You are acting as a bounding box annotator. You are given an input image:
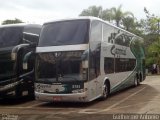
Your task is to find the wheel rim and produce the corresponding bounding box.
[103,84,108,98]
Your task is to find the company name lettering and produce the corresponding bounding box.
[111,45,127,56]
[115,48,126,55]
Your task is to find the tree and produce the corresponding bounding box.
[79,6,103,18]
[142,7,160,71]
[122,16,135,31]
[79,5,133,25]
[110,5,134,27]
[146,41,160,68]
[79,6,113,22]
[101,9,112,22]
[142,7,160,34]
[2,18,23,25]
[122,17,143,36]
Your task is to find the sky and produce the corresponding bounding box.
[0,0,160,24]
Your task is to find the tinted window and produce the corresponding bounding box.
[103,23,115,43]
[114,31,132,47]
[24,24,41,35]
[90,21,102,42]
[104,57,114,74]
[39,20,89,47]
[0,27,23,47]
[23,25,41,44]
[115,58,136,72]
[89,47,101,80]
[23,33,39,44]
[89,20,102,80]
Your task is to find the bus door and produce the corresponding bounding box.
[89,20,102,97]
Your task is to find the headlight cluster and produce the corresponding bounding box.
[35,88,44,93]
[82,68,88,80]
[72,89,84,93]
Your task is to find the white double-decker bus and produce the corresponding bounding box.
[34,17,145,102]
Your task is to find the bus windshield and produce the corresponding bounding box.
[0,27,23,48]
[36,51,88,82]
[38,20,89,47]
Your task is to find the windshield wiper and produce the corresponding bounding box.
[23,38,32,44]
[58,76,78,81]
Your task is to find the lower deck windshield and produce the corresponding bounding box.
[36,51,88,82]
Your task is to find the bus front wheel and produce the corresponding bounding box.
[101,83,109,100]
[134,74,140,87]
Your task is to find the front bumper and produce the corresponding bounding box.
[35,91,88,102]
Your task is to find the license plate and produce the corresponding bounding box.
[53,96,62,101]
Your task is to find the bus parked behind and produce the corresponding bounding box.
[0,24,41,98]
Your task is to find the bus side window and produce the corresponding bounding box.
[104,57,114,74]
[89,48,100,80]
[89,20,102,80]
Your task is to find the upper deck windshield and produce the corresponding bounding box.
[38,19,89,47]
[0,26,23,48]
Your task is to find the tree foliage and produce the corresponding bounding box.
[79,5,137,32]
[146,41,160,67]
[80,5,160,70]
[2,18,23,25]
[142,7,160,68]
[110,5,134,27]
[79,6,103,18]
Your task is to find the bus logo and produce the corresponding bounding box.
[55,88,59,93]
[111,45,127,56]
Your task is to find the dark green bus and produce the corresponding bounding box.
[0,24,41,98]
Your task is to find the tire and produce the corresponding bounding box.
[139,73,142,82]
[101,83,109,100]
[134,75,140,87]
[15,86,23,98]
[28,86,35,98]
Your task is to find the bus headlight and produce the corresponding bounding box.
[72,89,84,93]
[35,88,44,93]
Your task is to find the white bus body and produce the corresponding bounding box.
[35,17,145,102]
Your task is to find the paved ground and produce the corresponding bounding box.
[0,75,160,120]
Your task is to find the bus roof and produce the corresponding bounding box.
[43,16,142,40]
[0,23,42,35]
[0,23,41,29]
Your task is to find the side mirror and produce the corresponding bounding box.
[29,42,37,48]
[11,44,29,61]
[23,51,34,70]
